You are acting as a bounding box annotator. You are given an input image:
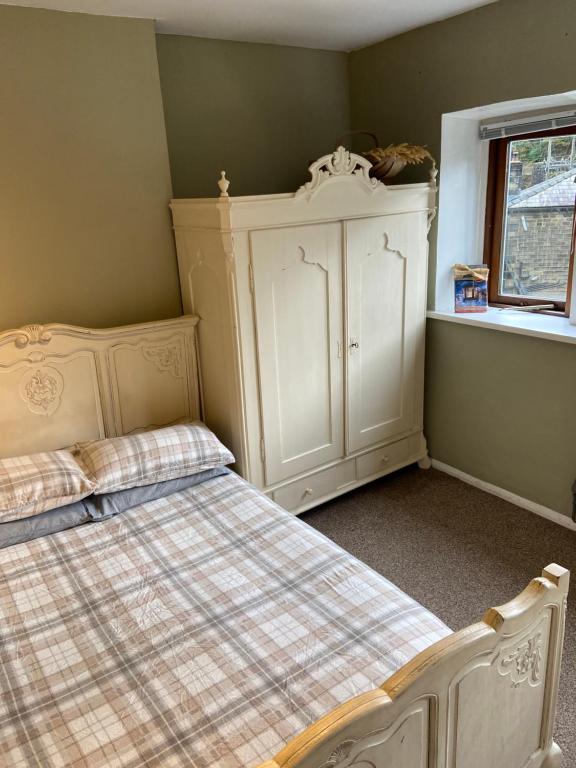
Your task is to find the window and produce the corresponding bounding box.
[484,127,576,313]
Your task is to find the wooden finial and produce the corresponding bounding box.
[218,171,230,197]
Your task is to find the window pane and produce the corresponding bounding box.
[500,134,576,302]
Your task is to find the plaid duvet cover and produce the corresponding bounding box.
[0,471,450,768]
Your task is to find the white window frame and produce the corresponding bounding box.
[432,90,576,340]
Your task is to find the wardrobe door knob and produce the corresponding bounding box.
[304,487,314,496]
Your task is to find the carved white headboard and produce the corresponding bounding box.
[0,316,201,458]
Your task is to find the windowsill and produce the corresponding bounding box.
[427,307,576,345]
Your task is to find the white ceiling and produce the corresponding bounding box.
[3,0,499,51]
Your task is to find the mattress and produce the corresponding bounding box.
[0,470,451,768]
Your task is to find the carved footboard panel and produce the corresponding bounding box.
[259,564,569,768]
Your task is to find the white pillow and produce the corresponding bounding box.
[75,422,235,494]
[0,450,95,524]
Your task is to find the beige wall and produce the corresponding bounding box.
[350,0,576,517]
[0,5,181,329]
[156,34,350,197]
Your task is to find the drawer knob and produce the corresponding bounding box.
[381,455,390,464]
[304,487,314,496]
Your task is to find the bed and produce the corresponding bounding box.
[0,317,569,768]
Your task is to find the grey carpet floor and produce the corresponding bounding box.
[302,465,576,766]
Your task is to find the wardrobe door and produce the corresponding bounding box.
[346,213,427,453]
[251,223,344,485]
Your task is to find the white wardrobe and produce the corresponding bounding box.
[171,147,436,513]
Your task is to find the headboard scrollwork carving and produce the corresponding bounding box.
[14,324,52,349]
[0,315,200,458]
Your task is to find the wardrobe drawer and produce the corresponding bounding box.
[356,435,421,480]
[274,460,356,511]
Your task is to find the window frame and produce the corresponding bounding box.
[483,125,576,315]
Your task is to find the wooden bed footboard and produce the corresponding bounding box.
[259,564,569,768]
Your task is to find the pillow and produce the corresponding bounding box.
[0,450,95,524]
[86,466,230,520]
[0,467,230,549]
[0,498,93,549]
[75,422,234,494]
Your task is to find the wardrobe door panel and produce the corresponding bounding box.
[251,223,344,485]
[346,213,427,453]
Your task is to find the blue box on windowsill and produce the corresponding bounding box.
[454,264,489,313]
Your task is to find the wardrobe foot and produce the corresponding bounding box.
[418,452,432,470]
[541,742,562,768]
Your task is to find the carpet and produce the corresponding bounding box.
[303,465,576,766]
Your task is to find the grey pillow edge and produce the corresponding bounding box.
[0,499,92,550]
[88,465,230,520]
[0,466,230,549]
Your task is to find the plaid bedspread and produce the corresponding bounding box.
[0,471,450,768]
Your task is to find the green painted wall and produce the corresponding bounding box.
[426,321,576,516]
[350,0,576,517]
[156,34,350,197]
[3,0,573,516]
[0,9,351,329]
[0,5,181,329]
[349,0,576,170]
